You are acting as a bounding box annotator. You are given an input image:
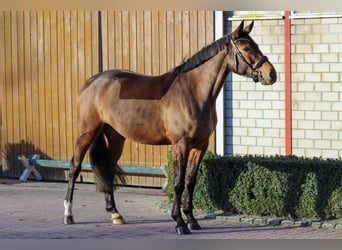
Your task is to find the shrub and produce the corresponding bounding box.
[325,186,342,219]
[167,152,342,220]
[167,151,246,213]
[295,172,319,219]
[229,162,289,217]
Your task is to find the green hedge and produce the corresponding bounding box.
[167,152,342,220]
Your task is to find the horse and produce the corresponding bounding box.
[63,20,277,235]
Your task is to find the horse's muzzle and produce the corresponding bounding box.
[255,65,277,85]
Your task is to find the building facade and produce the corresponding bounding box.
[217,11,342,159]
[1,11,342,186]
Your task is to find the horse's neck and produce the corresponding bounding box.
[211,55,231,100]
[187,50,230,103]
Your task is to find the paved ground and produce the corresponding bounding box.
[1,177,342,239]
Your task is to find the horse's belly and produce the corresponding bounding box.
[119,125,170,145]
[108,114,169,145]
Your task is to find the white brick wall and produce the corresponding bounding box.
[225,20,285,155]
[224,16,342,159]
[291,17,342,158]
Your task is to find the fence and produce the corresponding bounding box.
[0,10,215,186]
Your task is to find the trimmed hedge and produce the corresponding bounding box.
[167,152,342,220]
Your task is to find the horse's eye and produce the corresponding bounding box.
[243,46,250,52]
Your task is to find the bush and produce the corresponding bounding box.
[167,151,253,213]
[167,152,342,220]
[296,172,319,219]
[229,162,289,217]
[325,186,342,219]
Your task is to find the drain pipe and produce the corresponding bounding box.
[215,11,225,156]
[98,11,103,73]
[284,11,292,155]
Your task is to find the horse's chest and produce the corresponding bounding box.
[166,105,216,139]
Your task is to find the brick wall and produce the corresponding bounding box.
[224,16,342,159]
[291,17,342,158]
[225,19,286,155]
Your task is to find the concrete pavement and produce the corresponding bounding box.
[1,177,342,239]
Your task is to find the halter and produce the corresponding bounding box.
[230,36,269,83]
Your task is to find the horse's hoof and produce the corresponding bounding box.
[112,217,126,224]
[175,226,191,235]
[187,222,202,230]
[111,213,126,224]
[64,216,75,225]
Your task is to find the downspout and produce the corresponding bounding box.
[214,11,225,156]
[284,11,292,155]
[98,11,103,73]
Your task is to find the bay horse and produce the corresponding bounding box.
[63,20,277,235]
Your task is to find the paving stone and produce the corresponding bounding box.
[281,220,295,226]
[311,222,323,228]
[294,220,311,227]
[321,222,337,229]
[241,217,255,224]
[216,215,242,222]
[254,218,268,225]
[1,177,342,239]
[267,218,282,225]
[204,214,216,220]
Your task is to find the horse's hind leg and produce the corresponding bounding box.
[101,125,126,224]
[64,128,101,224]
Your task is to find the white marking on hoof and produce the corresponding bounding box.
[111,213,126,224]
[64,200,73,218]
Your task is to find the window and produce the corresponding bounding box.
[226,11,284,21]
[290,11,342,19]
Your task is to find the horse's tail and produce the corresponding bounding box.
[89,131,127,193]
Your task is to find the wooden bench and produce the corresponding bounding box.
[18,154,168,190]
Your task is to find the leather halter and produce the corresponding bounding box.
[230,36,269,83]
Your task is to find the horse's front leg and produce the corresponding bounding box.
[183,144,208,231]
[172,138,191,235]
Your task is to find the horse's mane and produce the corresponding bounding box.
[172,35,229,74]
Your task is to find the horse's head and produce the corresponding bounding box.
[228,20,277,85]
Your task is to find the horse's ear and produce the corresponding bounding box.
[231,20,244,40]
[243,20,254,34]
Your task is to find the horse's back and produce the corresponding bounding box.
[80,69,178,101]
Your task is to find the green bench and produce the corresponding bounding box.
[18,154,168,189]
